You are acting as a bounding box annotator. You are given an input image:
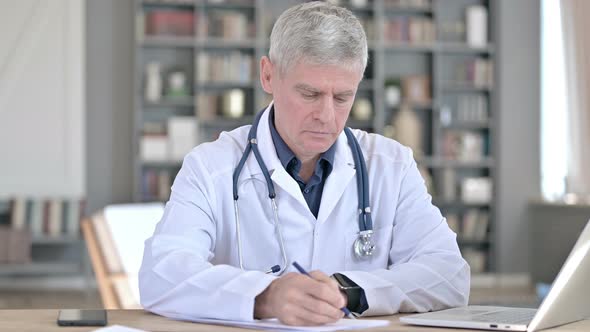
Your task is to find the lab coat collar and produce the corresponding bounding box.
[244,103,357,223]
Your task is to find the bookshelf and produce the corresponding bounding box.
[0,197,90,287]
[133,0,497,273]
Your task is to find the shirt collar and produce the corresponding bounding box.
[269,106,336,171]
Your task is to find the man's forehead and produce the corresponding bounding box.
[294,83,356,95]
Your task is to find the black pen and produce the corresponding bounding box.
[292,261,356,320]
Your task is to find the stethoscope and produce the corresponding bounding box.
[232,109,375,275]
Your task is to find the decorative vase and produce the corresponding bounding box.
[145,62,162,102]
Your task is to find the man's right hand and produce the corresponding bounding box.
[254,271,347,326]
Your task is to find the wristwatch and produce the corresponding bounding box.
[332,273,364,313]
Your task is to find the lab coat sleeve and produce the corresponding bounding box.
[138,150,276,321]
[340,149,470,316]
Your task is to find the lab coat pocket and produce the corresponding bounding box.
[344,225,393,270]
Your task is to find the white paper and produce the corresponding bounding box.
[177,317,389,331]
[92,325,147,332]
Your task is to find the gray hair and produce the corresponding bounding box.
[269,1,368,76]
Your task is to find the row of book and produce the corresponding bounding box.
[454,58,494,88]
[144,9,254,39]
[142,169,174,202]
[141,116,198,162]
[145,9,194,37]
[435,169,492,204]
[384,0,430,9]
[462,248,486,273]
[440,95,488,126]
[384,17,436,44]
[8,197,85,237]
[446,209,489,242]
[441,130,487,162]
[204,10,254,40]
[196,52,254,83]
[196,89,248,120]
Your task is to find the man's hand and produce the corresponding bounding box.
[254,270,348,326]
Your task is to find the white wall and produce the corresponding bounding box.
[0,0,85,198]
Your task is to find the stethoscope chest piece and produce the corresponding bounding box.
[353,230,376,259]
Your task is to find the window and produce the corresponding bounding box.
[541,0,568,200]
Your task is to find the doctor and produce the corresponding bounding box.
[139,1,470,326]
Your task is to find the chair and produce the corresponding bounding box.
[82,203,164,309]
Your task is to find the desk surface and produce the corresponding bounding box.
[0,309,588,332]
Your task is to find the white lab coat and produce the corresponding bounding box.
[139,105,470,322]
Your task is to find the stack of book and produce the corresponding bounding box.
[441,130,486,161]
[445,209,489,242]
[140,116,199,162]
[142,170,173,202]
[207,10,252,39]
[384,0,431,9]
[145,9,194,37]
[462,248,486,273]
[455,58,494,88]
[7,197,85,238]
[384,17,435,44]
[196,52,253,83]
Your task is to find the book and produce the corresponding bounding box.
[168,116,198,161]
[10,197,26,231]
[140,135,169,162]
[48,199,63,237]
[145,9,194,37]
[462,248,486,273]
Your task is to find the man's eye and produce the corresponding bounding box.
[335,97,348,104]
[302,93,317,99]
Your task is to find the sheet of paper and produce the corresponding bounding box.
[180,317,389,331]
[92,325,147,332]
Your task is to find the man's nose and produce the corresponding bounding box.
[314,96,336,123]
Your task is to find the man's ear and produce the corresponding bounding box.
[259,56,274,94]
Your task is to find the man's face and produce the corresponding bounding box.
[261,58,363,161]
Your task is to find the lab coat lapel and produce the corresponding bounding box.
[244,104,309,211]
[316,130,356,224]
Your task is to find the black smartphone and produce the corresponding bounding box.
[57,309,108,327]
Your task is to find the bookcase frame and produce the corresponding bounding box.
[132,0,497,273]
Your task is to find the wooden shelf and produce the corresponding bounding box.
[143,98,195,108]
[201,116,253,128]
[31,236,81,245]
[441,83,494,93]
[433,200,492,208]
[195,38,257,49]
[196,81,255,90]
[458,239,492,246]
[419,157,495,168]
[141,160,183,168]
[384,6,433,15]
[141,0,195,8]
[383,42,435,52]
[0,263,80,276]
[141,36,195,48]
[441,121,491,130]
[436,43,495,54]
[198,1,256,10]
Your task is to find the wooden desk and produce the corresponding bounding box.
[0,309,588,332]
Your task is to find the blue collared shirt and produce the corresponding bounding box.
[269,107,336,218]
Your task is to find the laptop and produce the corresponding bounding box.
[400,220,590,331]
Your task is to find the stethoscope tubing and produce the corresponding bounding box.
[232,109,374,274]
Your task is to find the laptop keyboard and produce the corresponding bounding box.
[469,309,537,324]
